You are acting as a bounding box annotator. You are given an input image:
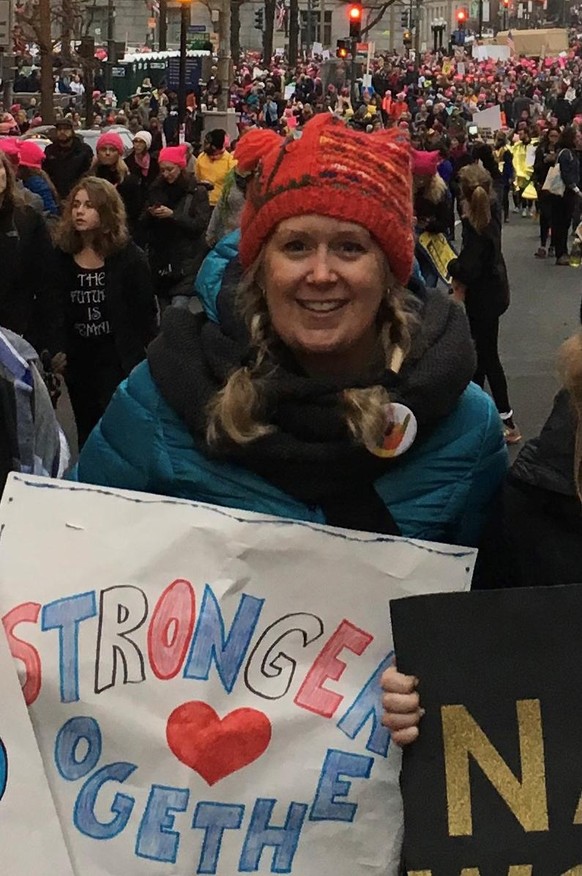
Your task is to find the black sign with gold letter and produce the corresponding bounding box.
[390,585,582,876]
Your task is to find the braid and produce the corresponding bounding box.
[379,282,413,364]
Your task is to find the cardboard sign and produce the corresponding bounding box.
[391,585,582,875]
[0,475,474,876]
[473,104,503,132]
[0,621,75,875]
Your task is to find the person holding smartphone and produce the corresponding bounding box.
[141,144,211,310]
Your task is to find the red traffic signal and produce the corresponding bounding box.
[348,4,363,38]
[456,8,466,22]
[502,0,509,6]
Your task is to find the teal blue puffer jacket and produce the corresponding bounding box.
[194,229,240,323]
[73,363,507,547]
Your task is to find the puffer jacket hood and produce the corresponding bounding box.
[194,229,241,323]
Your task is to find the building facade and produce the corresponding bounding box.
[85,0,415,57]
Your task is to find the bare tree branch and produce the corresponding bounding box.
[361,0,398,36]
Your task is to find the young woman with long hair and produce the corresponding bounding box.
[448,163,520,444]
[54,176,158,447]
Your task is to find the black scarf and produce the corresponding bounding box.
[147,283,476,535]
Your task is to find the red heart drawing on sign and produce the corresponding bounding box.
[166,701,272,786]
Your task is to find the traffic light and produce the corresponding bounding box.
[503,0,509,6]
[401,9,409,27]
[348,4,363,39]
[254,8,264,29]
[403,29,412,44]
[456,8,466,24]
[336,38,349,58]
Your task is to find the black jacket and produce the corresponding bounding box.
[93,165,142,234]
[475,390,582,589]
[126,152,160,214]
[533,142,557,188]
[56,241,158,375]
[414,188,451,235]
[553,95,574,127]
[0,200,63,354]
[448,201,510,320]
[141,175,211,297]
[557,147,580,191]
[43,137,93,200]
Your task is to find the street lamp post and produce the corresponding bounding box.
[178,0,191,132]
[105,0,115,92]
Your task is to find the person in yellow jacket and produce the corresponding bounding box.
[510,128,537,217]
[195,128,237,208]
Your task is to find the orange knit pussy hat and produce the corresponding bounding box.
[235,114,414,285]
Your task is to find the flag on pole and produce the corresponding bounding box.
[507,29,515,53]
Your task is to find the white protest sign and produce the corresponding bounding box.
[457,61,466,75]
[284,82,295,99]
[526,143,537,166]
[0,621,75,875]
[473,104,503,132]
[312,41,323,55]
[0,475,474,876]
[475,44,510,61]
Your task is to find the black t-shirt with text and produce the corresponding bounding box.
[67,266,113,345]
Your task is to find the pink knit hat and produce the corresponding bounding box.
[159,144,188,168]
[0,137,20,166]
[96,131,124,153]
[411,149,441,177]
[19,140,44,170]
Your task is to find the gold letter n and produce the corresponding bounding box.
[442,699,548,837]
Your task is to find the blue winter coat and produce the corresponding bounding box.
[73,369,507,547]
[73,247,508,547]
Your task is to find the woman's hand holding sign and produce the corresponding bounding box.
[381,666,424,745]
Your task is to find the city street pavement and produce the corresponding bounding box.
[57,212,582,467]
[499,214,581,446]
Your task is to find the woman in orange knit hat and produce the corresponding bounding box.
[76,113,506,544]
